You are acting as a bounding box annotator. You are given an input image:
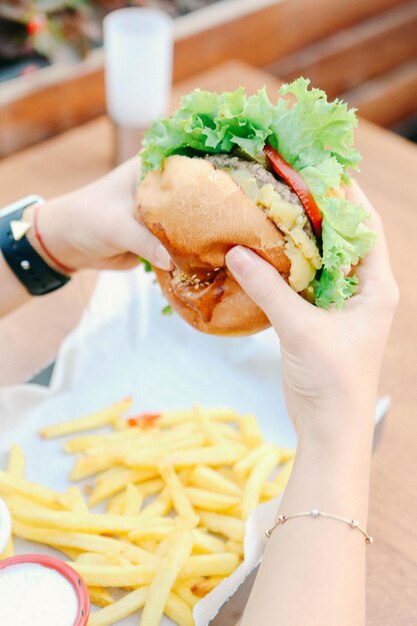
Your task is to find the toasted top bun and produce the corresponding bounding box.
[136,155,291,335]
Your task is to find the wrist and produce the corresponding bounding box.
[25,197,86,273]
[295,397,376,457]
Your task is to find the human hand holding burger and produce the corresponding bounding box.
[136,79,376,335]
[0,158,173,317]
[227,182,398,443]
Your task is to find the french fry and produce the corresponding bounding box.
[186,488,240,512]
[261,459,294,501]
[12,520,157,564]
[174,581,200,608]
[260,482,280,500]
[137,478,165,498]
[140,530,194,626]
[189,466,242,497]
[40,397,133,439]
[153,518,196,560]
[140,487,172,518]
[178,553,239,580]
[88,586,114,608]
[89,469,158,506]
[165,591,195,626]
[215,422,240,441]
[58,547,82,560]
[128,446,243,469]
[270,458,294,493]
[138,540,159,553]
[88,586,148,626]
[106,490,127,515]
[198,512,245,542]
[64,427,143,454]
[241,450,280,520]
[191,576,225,598]
[0,471,63,508]
[225,540,244,558]
[61,486,89,513]
[159,465,197,521]
[88,424,197,458]
[7,444,25,477]
[127,522,179,543]
[9,503,174,534]
[124,434,206,468]
[157,407,239,427]
[77,553,132,567]
[276,447,296,463]
[69,562,155,587]
[193,405,225,446]
[70,454,122,481]
[238,414,264,448]
[233,442,277,481]
[192,529,225,555]
[76,553,113,566]
[123,484,144,516]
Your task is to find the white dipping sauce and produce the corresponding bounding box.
[0,562,79,626]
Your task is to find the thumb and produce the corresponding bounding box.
[225,246,311,335]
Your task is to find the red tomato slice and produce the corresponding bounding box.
[127,413,161,429]
[263,145,322,238]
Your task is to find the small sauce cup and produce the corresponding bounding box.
[0,554,90,626]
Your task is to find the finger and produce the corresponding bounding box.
[346,181,394,291]
[115,216,173,271]
[226,246,315,336]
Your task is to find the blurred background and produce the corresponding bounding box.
[0,0,416,157]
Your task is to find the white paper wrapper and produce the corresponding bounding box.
[0,268,389,625]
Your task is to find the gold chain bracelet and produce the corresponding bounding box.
[266,508,373,545]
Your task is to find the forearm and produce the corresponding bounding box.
[241,404,374,626]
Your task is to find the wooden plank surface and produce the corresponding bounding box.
[174,0,412,80]
[266,1,417,99]
[0,60,416,625]
[0,0,412,156]
[346,59,417,127]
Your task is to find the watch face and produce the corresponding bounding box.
[0,195,44,218]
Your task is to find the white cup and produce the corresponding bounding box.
[104,8,173,163]
[0,497,11,554]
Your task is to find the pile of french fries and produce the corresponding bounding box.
[0,397,295,626]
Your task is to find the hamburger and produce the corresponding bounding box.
[136,78,375,335]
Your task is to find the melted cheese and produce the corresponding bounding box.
[285,240,317,292]
[229,169,322,292]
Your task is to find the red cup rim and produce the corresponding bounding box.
[0,554,90,626]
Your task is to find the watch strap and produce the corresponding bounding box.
[0,198,71,296]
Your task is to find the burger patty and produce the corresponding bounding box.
[204,153,315,240]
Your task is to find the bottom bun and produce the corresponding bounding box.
[137,155,292,336]
[154,267,271,336]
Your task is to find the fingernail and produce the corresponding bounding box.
[154,245,173,271]
[226,246,256,277]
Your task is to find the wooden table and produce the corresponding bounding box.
[0,61,416,625]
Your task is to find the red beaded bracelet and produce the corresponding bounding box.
[33,203,75,275]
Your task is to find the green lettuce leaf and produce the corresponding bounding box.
[140,79,376,308]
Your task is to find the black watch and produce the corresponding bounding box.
[0,195,71,296]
